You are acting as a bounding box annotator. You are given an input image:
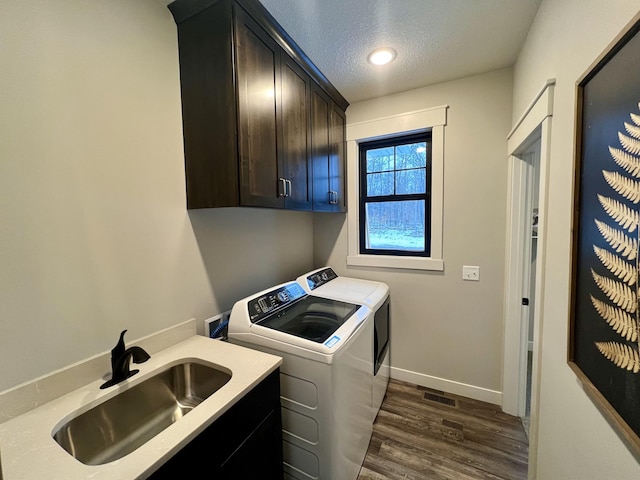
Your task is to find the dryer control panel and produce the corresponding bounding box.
[306,267,338,290]
[248,282,306,323]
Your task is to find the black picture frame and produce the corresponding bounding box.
[569,13,640,458]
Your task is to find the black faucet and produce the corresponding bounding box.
[100,330,150,389]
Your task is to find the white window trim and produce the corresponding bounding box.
[346,105,447,271]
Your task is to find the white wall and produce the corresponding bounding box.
[0,0,314,393]
[7,2,640,476]
[315,68,513,399]
[513,0,640,477]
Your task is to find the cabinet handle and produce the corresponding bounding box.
[285,179,292,197]
[329,190,338,204]
[279,178,287,197]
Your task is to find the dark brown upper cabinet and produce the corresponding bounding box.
[330,105,347,212]
[311,86,347,212]
[168,0,348,211]
[234,8,282,208]
[279,56,313,210]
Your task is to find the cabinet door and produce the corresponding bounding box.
[235,7,283,208]
[171,1,239,209]
[219,409,283,479]
[280,57,312,210]
[311,86,331,211]
[148,370,282,479]
[311,87,347,212]
[329,104,347,212]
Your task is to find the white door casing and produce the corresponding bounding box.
[502,79,555,480]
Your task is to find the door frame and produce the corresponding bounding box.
[515,144,538,418]
[502,79,555,479]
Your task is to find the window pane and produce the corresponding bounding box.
[364,200,425,251]
[396,142,427,169]
[367,172,394,196]
[396,169,426,194]
[366,147,394,173]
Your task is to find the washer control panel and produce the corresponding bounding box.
[306,268,338,290]
[248,282,306,323]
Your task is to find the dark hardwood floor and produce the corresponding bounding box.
[357,379,529,480]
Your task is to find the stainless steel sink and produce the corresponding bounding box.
[53,361,232,465]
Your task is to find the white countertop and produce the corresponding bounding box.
[0,335,282,479]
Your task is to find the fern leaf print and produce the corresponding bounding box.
[618,130,640,156]
[593,246,636,284]
[602,170,640,204]
[608,144,640,177]
[594,219,638,260]
[590,296,638,342]
[572,30,640,444]
[595,342,640,373]
[592,103,640,372]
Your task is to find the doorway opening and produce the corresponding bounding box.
[513,134,541,436]
[502,78,555,480]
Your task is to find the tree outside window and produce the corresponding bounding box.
[359,132,432,256]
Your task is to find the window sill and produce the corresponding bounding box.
[347,254,444,271]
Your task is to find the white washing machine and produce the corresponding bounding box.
[228,281,374,480]
[296,267,390,420]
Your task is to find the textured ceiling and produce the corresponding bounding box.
[259,0,542,104]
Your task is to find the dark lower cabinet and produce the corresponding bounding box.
[219,409,282,478]
[148,369,283,479]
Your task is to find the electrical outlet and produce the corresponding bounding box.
[462,265,480,281]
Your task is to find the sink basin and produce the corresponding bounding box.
[52,361,232,465]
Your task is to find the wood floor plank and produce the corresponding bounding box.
[376,437,503,480]
[381,393,528,453]
[358,379,529,480]
[358,466,393,480]
[383,386,527,442]
[371,420,526,478]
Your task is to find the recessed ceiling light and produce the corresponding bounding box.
[367,47,397,66]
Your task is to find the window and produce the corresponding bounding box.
[346,105,446,271]
[359,133,431,256]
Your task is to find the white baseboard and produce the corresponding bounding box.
[390,366,502,406]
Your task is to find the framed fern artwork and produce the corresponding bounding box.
[570,13,640,457]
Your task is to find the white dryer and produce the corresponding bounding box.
[297,267,390,419]
[228,281,373,480]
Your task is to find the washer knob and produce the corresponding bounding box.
[277,291,289,302]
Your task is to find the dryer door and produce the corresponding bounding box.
[374,296,390,375]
